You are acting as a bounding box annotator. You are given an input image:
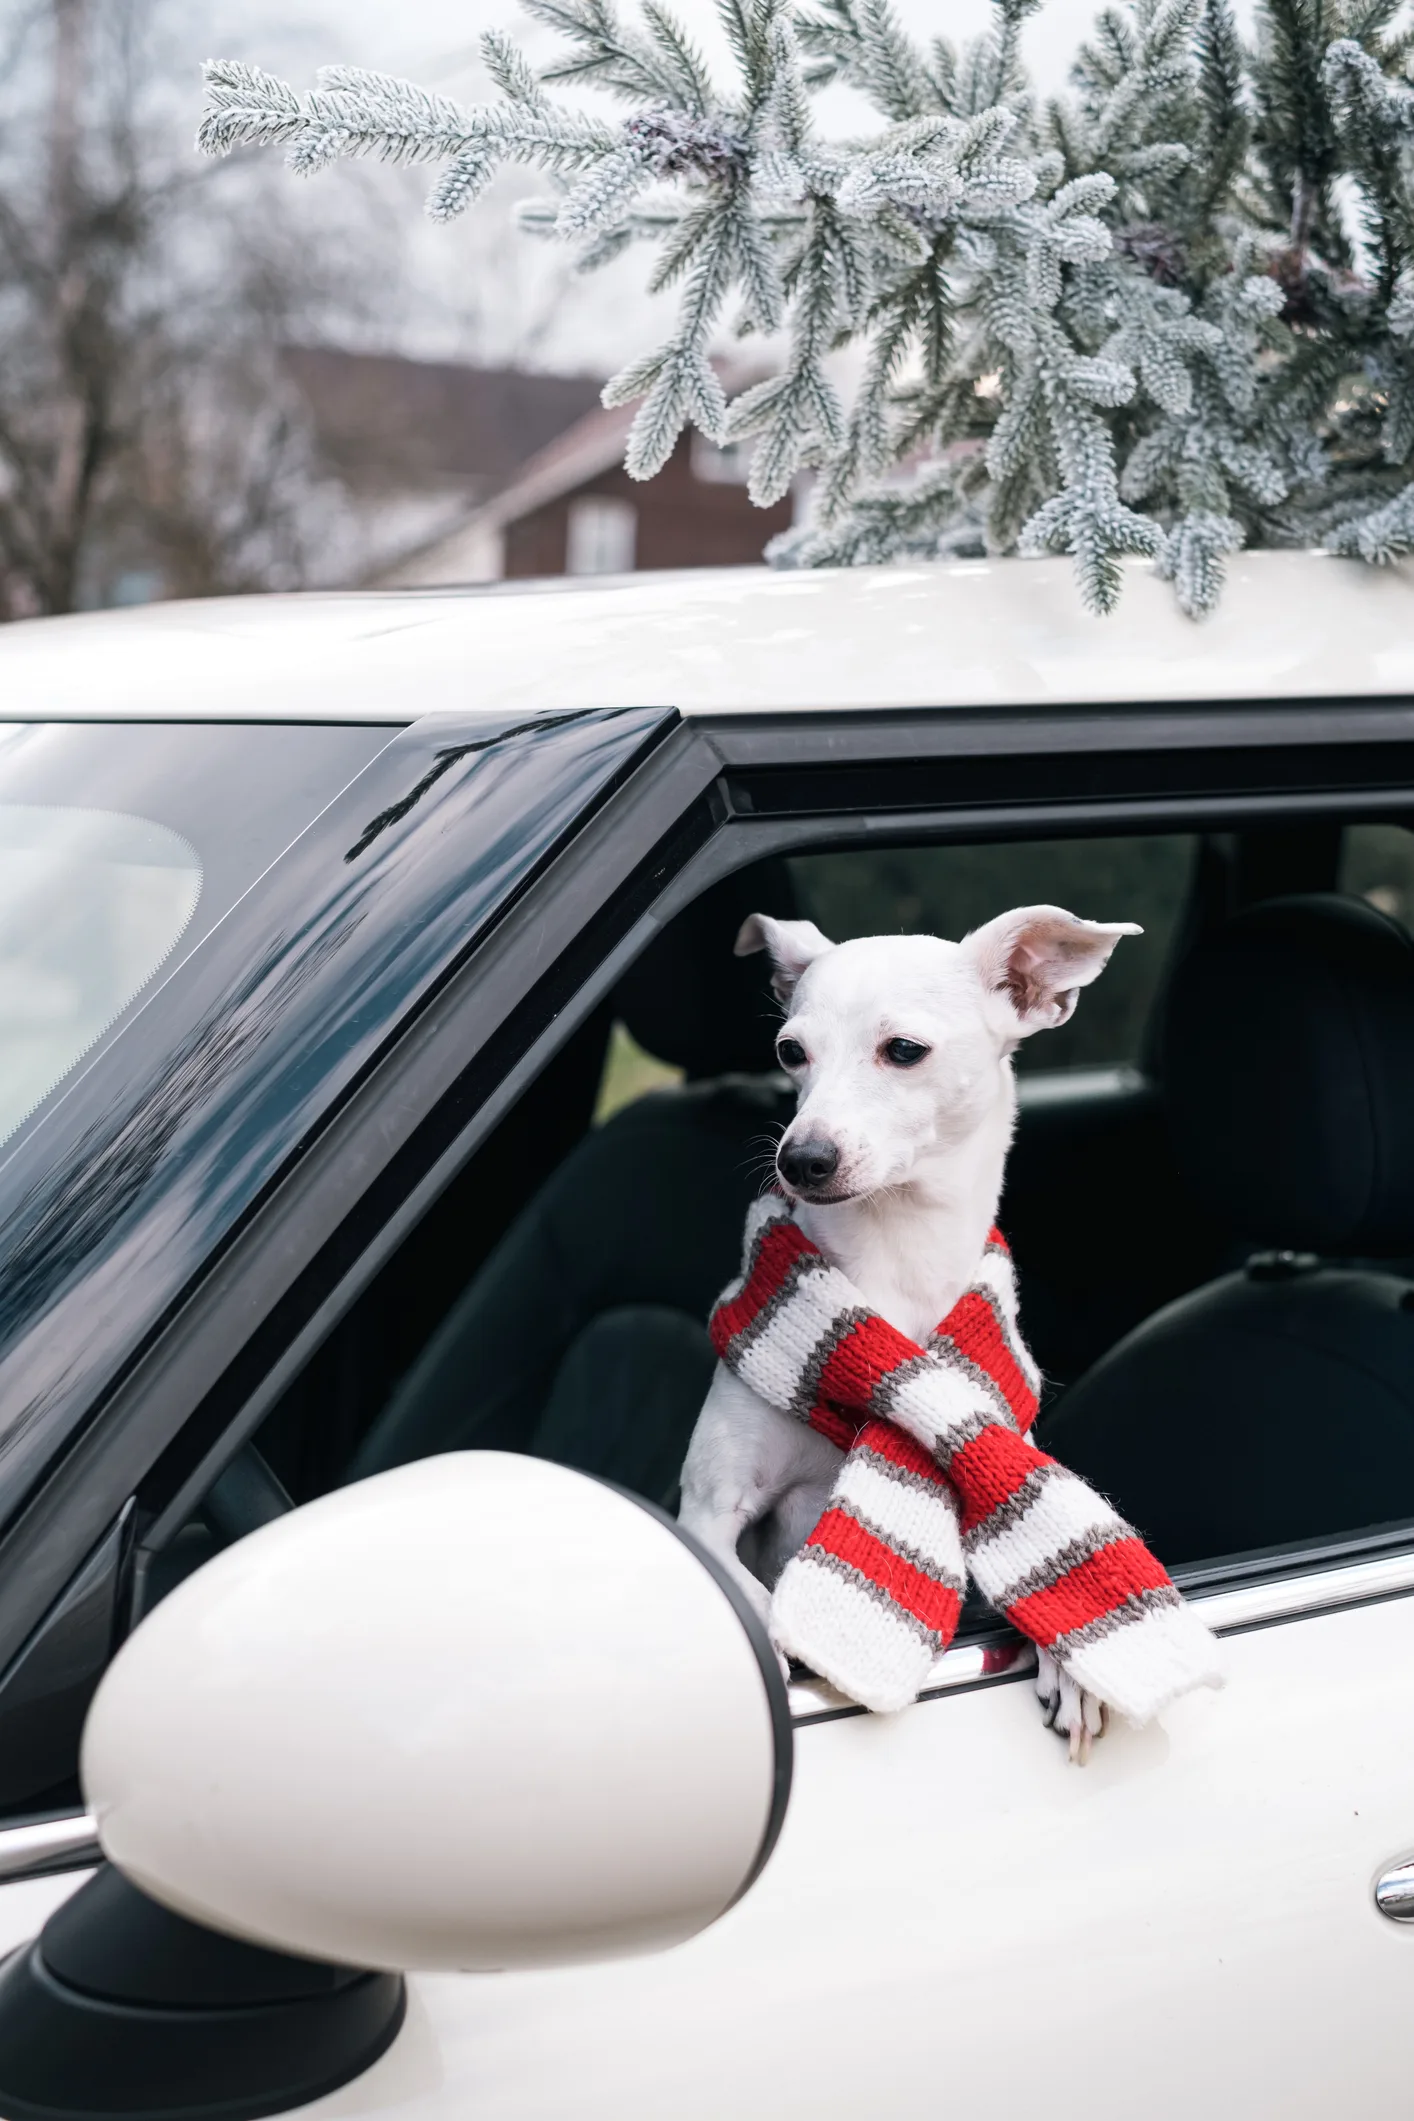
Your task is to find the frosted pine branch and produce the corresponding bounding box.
[199,0,1414,613]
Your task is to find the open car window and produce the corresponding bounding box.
[596,834,1200,1115]
[241,817,1410,1575]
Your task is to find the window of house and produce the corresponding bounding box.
[691,436,752,484]
[566,495,637,575]
[106,569,164,608]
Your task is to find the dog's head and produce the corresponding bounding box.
[737,906,1140,1204]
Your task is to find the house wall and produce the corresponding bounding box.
[501,434,793,577]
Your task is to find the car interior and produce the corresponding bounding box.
[150,813,1414,1629]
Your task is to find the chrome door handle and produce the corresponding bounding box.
[1375,1859,1414,1920]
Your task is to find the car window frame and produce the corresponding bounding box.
[6,690,1414,1726]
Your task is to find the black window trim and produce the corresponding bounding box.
[6,695,1414,1683]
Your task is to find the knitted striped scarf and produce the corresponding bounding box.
[709,1195,1221,1720]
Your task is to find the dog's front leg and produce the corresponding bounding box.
[1034,1647,1107,1764]
[678,1363,820,1649]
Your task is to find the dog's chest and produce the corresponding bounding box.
[821,1230,971,1343]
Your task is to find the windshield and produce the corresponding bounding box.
[0,806,201,1145]
[0,722,394,1158]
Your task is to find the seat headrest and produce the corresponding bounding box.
[611,860,799,1079]
[1162,893,1414,1254]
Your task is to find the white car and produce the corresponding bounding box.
[0,551,1411,2121]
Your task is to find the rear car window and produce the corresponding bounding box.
[1341,822,1414,926]
[787,835,1197,1073]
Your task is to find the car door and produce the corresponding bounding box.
[275,1571,1414,2121]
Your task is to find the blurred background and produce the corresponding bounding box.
[0,0,1113,623]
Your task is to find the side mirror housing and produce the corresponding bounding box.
[82,1454,790,1973]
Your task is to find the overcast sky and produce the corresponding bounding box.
[262,0,1101,91]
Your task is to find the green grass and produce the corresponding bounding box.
[594,1020,684,1124]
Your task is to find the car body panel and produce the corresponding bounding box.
[288,1591,1414,2121]
[1,550,1414,723]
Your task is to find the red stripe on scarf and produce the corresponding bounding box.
[947,1424,1057,1538]
[816,1310,917,1410]
[708,1215,810,1355]
[805,1506,963,1638]
[853,1417,945,1484]
[1006,1538,1173,1646]
[934,1288,1038,1432]
[809,1405,863,1453]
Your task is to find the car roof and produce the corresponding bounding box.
[2,549,1411,723]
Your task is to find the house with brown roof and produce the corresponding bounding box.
[61,348,786,612]
[373,392,796,588]
[281,348,606,587]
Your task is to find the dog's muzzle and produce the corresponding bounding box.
[777,1135,841,1197]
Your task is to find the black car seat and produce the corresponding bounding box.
[346,864,797,1502]
[1043,894,1414,1565]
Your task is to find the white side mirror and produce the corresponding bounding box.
[82,1454,790,1973]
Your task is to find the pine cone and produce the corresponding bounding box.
[1267,246,1369,327]
[1114,223,1188,288]
[623,109,749,185]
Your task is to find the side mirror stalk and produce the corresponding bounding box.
[0,1864,404,2121]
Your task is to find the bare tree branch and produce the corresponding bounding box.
[0,0,365,617]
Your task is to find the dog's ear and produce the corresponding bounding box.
[734,913,834,1005]
[962,905,1141,1036]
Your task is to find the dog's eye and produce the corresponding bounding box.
[776,1037,808,1070]
[882,1037,930,1068]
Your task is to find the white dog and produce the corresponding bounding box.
[678,903,1139,1755]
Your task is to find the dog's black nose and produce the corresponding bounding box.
[778,1136,840,1191]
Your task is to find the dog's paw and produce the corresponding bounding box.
[1035,1646,1107,1765]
